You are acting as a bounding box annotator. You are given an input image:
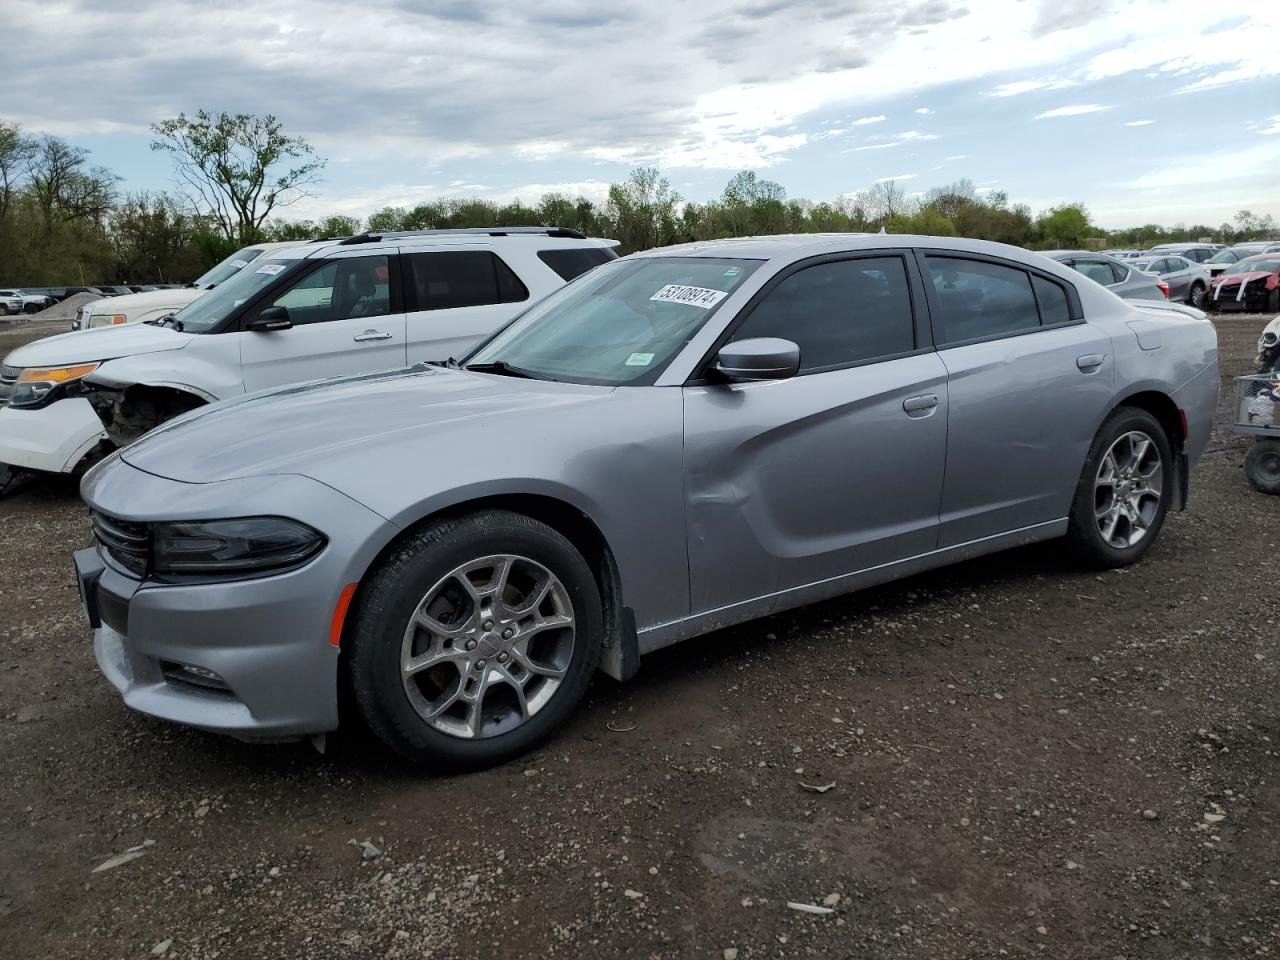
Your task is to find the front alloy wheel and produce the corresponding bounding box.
[1093,431,1163,548]
[401,555,575,739]
[347,510,602,769]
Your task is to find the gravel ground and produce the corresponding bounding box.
[1,314,1278,960]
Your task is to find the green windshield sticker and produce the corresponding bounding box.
[625,352,655,366]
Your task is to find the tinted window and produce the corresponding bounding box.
[405,251,528,311]
[1031,275,1071,325]
[537,246,619,281]
[926,257,1039,344]
[732,257,915,372]
[271,256,391,324]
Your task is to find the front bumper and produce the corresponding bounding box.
[77,460,395,740]
[0,398,108,473]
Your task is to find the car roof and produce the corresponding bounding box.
[629,234,1087,268]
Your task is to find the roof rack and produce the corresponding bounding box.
[338,226,587,246]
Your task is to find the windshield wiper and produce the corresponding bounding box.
[462,360,554,381]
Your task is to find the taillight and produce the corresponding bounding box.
[1156,280,1170,299]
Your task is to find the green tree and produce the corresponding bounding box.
[1036,203,1092,248]
[150,110,326,244]
[607,167,681,253]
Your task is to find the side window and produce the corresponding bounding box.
[731,257,915,372]
[925,256,1040,344]
[537,247,619,281]
[271,256,391,324]
[1031,275,1071,325]
[404,251,529,311]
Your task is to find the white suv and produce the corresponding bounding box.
[72,241,305,330]
[0,228,618,494]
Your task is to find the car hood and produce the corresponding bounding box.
[119,366,615,485]
[5,324,194,367]
[1212,271,1273,285]
[82,288,201,317]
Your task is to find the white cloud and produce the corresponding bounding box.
[944,154,968,161]
[851,115,888,126]
[1033,104,1112,119]
[1261,115,1280,135]
[1124,120,1156,127]
[845,142,902,152]
[874,173,917,183]
[898,130,939,141]
[987,78,1075,97]
[914,107,932,115]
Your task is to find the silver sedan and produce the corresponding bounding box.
[75,235,1220,769]
[1131,255,1212,307]
[1043,250,1168,302]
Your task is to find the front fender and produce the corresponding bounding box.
[87,353,243,403]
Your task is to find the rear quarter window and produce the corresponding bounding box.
[537,246,620,282]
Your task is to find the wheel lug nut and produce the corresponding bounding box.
[502,628,513,640]
[497,652,509,663]
[476,659,486,670]
[483,620,494,631]
[465,639,477,651]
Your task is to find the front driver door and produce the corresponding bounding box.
[240,252,407,392]
[682,252,948,616]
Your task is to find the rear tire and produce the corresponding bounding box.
[1245,440,1280,495]
[1188,281,1205,308]
[1066,408,1173,569]
[346,509,602,770]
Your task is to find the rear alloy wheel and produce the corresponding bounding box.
[1188,281,1206,308]
[1067,408,1172,568]
[347,510,601,769]
[1245,440,1280,495]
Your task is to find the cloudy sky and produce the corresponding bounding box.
[3,0,1278,228]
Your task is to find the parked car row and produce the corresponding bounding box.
[0,288,56,315]
[0,228,1225,769]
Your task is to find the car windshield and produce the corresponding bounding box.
[465,256,761,385]
[1224,258,1280,276]
[193,246,267,289]
[1208,249,1239,264]
[170,259,298,332]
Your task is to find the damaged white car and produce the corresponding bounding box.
[0,227,618,494]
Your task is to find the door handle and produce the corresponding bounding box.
[903,394,939,414]
[353,330,393,342]
[1076,353,1105,372]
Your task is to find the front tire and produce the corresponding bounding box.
[0,463,28,498]
[1188,281,1205,308]
[1066,408,1173,569]
[346,510,602,770]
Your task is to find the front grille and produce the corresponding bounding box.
[0,364,17,406]
[90,510,149,576]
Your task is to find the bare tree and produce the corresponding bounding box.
[151,110,326,244]
[27,135,118,227]
[864,179,909,221]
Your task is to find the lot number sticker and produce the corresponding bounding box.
[255,263,286,275]
[650,284,727,309]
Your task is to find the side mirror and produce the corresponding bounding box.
[246,306,291,332]
[714,337,800,382]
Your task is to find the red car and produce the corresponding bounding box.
[1207,254,1280,313]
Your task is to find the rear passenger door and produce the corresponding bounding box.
[919,253,1115,547]
[400,250,531,363]
[682,252,949,614]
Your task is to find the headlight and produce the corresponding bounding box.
[151,517,326,576]
[9,363,100,410]
[90,313,128,328]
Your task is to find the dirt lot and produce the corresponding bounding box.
[1,313,1278,960]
